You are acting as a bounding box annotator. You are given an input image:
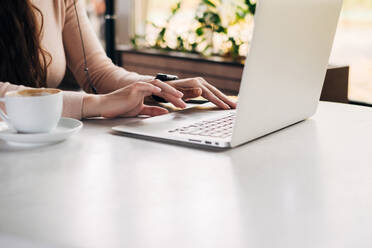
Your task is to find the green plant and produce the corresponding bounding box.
[131,0,256,60]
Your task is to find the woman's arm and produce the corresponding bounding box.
[0,81,175,120]
[62,0,236,110]
[82,82,171,118]
[62,0,151,94]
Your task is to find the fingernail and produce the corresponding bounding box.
[177,91,184,97]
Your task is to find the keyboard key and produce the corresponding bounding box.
[168,113,236,139]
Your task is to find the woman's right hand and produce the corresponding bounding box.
[82,82,183,118]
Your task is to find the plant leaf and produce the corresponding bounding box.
[196,27,204,36]
[203,0,216,8]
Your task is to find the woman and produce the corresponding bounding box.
[0,0,236,120]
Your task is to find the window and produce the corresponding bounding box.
[146,0,199,27]
[142,0,372,103]
[330,0,372,104]
[137,0,255,57]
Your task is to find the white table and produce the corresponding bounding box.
[0,102,371,248]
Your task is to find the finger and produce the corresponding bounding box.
[201,85,231,110]
[150,80,184,98]
[167,77,232,108]
[179,88,203,99]
[168,78,200,88]
[133,82,161,97]
[139,105,169,117]
[167,78,203,98]
[203,83,237,109]
[154,92,187,108]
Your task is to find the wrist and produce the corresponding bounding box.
[82,94,103,118]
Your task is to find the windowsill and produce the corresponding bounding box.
[116,45,246,66]
[116,44,349,69]
[117,45,350,103]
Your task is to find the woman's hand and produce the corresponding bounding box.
[146,79,187,108]
[82,77,236,119]
[83,82,183,118]
[166,77,237,110]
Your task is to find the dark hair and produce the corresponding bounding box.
[0,0,51,87]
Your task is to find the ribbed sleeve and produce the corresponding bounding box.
[62,0,153,95]
[61,91,85,119]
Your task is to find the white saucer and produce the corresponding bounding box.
[0,118,83,145]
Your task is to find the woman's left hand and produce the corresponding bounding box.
[166,77,237,110]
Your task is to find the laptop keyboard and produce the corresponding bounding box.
[168,113,236,139]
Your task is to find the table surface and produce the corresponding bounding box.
[0,102,372,248]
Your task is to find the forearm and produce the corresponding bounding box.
[62,0,154,95]
[93,67,154,93]
[69,58,154,94]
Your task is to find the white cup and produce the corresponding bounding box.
[0,89,63,133]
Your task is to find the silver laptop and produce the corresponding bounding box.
[113,0,343,149]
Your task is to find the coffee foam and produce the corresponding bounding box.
[7,89,61,97]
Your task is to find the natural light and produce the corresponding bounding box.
[144,0,372,103]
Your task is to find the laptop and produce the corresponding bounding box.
[113,0,343,149]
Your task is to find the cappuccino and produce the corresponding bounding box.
[7,89,60,97]
[0,89,63,133]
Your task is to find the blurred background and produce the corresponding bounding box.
[330,0,372,104]
[85,0,372,104]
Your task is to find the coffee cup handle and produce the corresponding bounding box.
[0,98,13,128]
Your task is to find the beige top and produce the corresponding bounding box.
[0,0,151,119]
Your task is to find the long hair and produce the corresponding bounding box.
[0,0,51,87]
